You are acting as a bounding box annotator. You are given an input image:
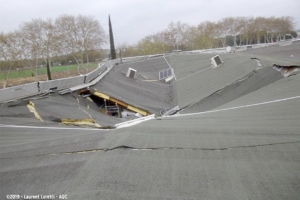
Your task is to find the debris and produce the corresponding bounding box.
[27,101,44,122]
[273,64,300,77]
[60,118,102,128]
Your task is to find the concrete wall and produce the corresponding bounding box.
[84,63,107,83]
[0,61,114,103]
[0,82,38,103]
[39,75,85,92]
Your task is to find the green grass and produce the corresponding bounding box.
[0,64,96,80]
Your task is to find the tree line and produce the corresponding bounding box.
[119,16,296,57]
[0,14,106,86]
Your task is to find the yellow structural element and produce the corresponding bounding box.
[93,91,110,100]
[92,91,150,116]
[27,101,44,122]
[127,105,148,116]
[60,118,102,128]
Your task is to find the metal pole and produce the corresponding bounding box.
[119,49,122,64]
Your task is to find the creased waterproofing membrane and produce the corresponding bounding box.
[1,43,300,200]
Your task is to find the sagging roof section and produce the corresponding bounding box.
[91,56,177,115]
[1,42,300,199]
[182,65,284,113]
[91,89,150,116]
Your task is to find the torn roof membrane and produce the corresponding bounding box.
[1,42,300,199]
[1,46,299,128]
[272,64,300,77]
[91,89,151,116]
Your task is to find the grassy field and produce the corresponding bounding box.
[0,63,97,80]
[0,63,98,88]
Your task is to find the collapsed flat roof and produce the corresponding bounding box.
[1,43,300,199]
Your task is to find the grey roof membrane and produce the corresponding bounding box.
[1,42,300,200]
[92,56,177,114]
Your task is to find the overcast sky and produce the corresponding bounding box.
[1,0,299,47]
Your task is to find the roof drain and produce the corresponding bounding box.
[273,64,300,77]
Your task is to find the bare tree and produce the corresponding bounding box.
[184,26,199,50]
[0,32,11,88]
[55,15,106,74]
[275,16,294,40]
[220,17,239,46]
[20,18,58,80]
[0,31,24,87]
[80,15,106,63]
[165,21,189,50]
[137,33,171,55]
